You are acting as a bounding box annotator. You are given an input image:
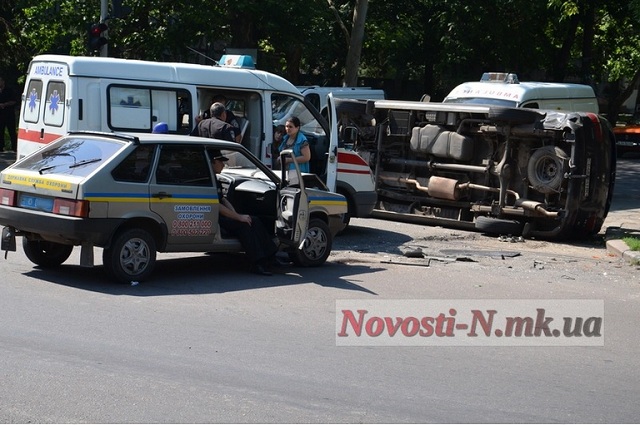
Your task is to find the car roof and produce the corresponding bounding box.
[69,131,244,150]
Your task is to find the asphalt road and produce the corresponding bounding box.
[0,152,639,423]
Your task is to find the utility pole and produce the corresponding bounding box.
[100,0,108,57]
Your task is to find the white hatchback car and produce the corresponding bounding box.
[0,132,347,282]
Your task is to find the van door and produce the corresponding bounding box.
[325,93,338,192]
[18,61,70,158]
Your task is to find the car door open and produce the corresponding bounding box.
[276,149,309,248]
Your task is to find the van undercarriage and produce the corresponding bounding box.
[337,100,616,240]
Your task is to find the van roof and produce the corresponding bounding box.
[298,86,381,92]
[444,80,596,104]
[29,54,297,93]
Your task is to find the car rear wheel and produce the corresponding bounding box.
[22,239,73,267]
[289,218,332,267]
[103,228,156,283]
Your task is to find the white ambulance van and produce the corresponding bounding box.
[443,72,599,113]
[17,54,376,225]
[297,86,386,117]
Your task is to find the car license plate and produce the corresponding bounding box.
[617,141,638,146]
[19,194,54,212]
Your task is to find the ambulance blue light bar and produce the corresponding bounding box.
[218,55,256,69]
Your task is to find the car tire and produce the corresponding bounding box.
[527,146,568,194]
[289,218,332,267]
[22,239,73,267]
[475,216,524,236]
[103,228,157,283]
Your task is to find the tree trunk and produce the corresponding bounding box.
[344,0,369,87]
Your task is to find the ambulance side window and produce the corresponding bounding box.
[107,85,191,134]
[23,80,43,124]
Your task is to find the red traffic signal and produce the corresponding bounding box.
[88,23,108,52]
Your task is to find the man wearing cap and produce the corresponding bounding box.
[196,102,238,142]
[210,149,278,275]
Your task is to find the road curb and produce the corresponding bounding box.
[605,227,640,265]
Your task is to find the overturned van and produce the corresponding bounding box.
[443,72,600,114]
[336,99,616,240]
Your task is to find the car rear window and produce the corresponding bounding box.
[16,136,126,177]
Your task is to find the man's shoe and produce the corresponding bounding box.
[251,264,272,276]
[268,255,291,267]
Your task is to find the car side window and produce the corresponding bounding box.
[112,145,155,183]
[156,145,212,186]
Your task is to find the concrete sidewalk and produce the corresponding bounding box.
[603,209,640,265]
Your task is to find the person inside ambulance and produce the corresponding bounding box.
[209,149,278,276]
[212,94,242,143]
[195,103,238,142]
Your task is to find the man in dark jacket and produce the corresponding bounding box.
[196,102,238,142]
[0,76,17,152]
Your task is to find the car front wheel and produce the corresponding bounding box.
[103,228,157,283]
[289,218,332,267]
[22,238,73,267]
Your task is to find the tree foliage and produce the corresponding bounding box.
[2,0,640,120]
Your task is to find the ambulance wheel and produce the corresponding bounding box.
[488,107,545,125]
[475,216,524,236]
[22,239,73,267]
[289,219,332,267]
[103,228,156,283]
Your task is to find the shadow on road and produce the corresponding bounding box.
[22,252,383,296]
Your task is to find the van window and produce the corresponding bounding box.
[43,81,66,127]
[305,93,321,112]
[107,85,192,134]
[23,80,44,124]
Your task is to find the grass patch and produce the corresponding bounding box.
[622,236,640,251]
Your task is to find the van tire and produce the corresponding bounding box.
[103,228,157,283]
[22,239,73,267]
[527,146,568,194]
[488,107,545,125]
[475,216,524,236]
[289,219,332,267]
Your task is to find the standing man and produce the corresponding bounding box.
[0,76,18,152]
[197,102,239,142]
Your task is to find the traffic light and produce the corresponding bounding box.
[88,22,108,52]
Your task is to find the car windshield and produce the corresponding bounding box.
[16,136,126,176]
